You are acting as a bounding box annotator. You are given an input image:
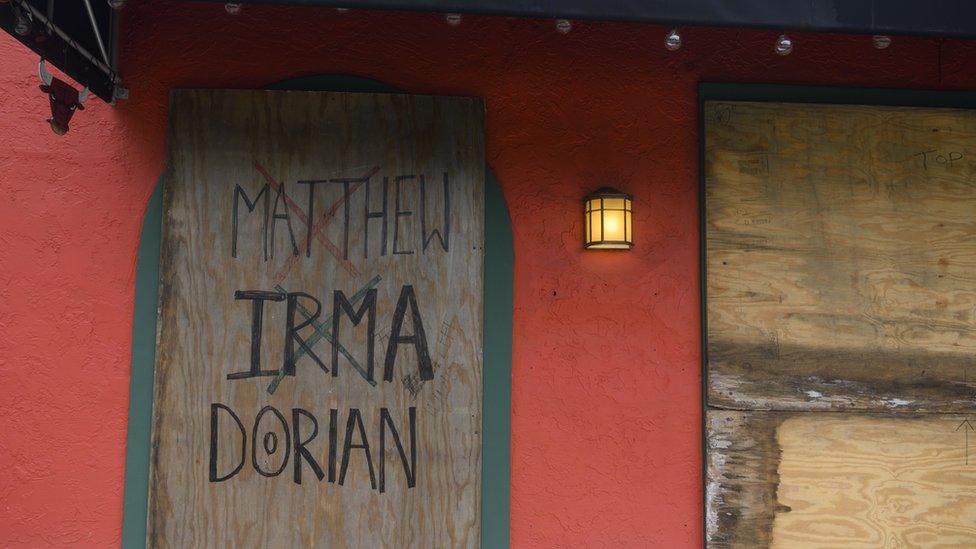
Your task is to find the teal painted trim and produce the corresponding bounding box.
[121,180,163,549]
[121,76,512,548]
[265,74,399,94]
[699,82,976,108]
[481,170,513,549]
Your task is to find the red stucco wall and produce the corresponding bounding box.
[2,2,975,546]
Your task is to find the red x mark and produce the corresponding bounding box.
[252,161,378,284]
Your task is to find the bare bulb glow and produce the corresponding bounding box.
[225,3,241,15]
[556,19,572,34]
[665,28,682,51]
[775,34,793,56]
[603,214,622,237]
[446,13,462,26]
[872,35,891,49]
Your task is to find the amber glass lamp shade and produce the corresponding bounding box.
[583,187,633,249]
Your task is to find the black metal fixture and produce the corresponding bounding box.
[1,0,123,103]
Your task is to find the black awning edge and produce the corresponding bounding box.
[221,0,976,39]
[1,1,118,103]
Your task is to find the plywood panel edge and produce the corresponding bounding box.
[705,409,783,548]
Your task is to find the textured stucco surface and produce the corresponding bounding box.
[1,2,976,546]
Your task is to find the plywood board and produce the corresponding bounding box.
[147,90,484,547]
[707,410,976,548]
[705,101,976,411]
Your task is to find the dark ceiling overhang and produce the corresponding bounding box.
[228,0,976,39]
[4,1,975,106]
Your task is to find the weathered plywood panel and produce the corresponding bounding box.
[707,410,976,548]
[147,90,484,547]
[705,410,782,548]
[705,101,976,411]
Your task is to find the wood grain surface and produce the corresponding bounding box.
[705,101,976,412]
[774,414,976,548]
[147,90,484,547]
[707,410,976,548]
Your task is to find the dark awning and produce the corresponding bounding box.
[4,1,976,104]
[232,0,976,38]
[1,0,119,103]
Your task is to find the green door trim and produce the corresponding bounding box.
[121,176,163,549]
[121,75,513,548]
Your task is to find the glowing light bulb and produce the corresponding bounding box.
[446,13,462,26]
[584,188,633,249]
[604,215,621,236]
[775,34,793,56]
[556,19,572,34]
[225,3,241,15]
[665,28,682,51]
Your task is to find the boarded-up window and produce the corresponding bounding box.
[704,101,976,547]
[147,90,484,547]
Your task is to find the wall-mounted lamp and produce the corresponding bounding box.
[583,187,633,250]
